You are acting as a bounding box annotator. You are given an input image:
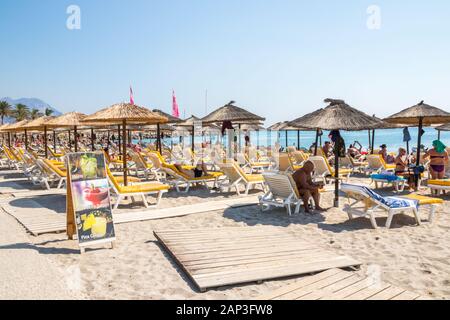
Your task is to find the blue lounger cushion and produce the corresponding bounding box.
[371,174,405,182]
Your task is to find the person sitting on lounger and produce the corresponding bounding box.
[174,162,209,178]
[292,161,326,214]
[348,144,361,159]
[379,144,395,164]
[395,147,415,190]
[425,140,449,179]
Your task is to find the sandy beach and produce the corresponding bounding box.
[1,171,449,300]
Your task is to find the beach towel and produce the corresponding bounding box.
[371,174,404,182]
[342,183,419,209]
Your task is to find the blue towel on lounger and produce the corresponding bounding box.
[371,174,405,182]
[341,183,419,209]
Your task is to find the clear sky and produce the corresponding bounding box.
[1,0,449,124]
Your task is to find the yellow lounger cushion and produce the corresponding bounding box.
[251,162,270,167]
[402,194,444,205]
[245,174,265,182]
[332,168,352,176]
[163,163,222,180]
[49,160,64,166]
[118,183,170,194]
[115,176,141,183]
[427,179,450,187]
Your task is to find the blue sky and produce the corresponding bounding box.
[1,0,449,124]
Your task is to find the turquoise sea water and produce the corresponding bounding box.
[134,127,450,153]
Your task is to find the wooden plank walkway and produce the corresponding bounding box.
[0,196,258,236]
[256,268,430,300]
[154,227,362,292]
[0,198,66,236]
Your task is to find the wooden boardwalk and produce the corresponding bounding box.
[154,227,361,292]
[256,268,430,300]
[0,198,66,236]
[0,195,258,236]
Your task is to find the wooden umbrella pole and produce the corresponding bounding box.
[107,130,110,146]
[238,124,242,153]
[68,130,71,150]
[285,130,288,149]
[122,119,128,186]
[415,117,423,190]
[368,130,371,151]
[7,132,11,148]
[371,129,375,154]
[191,125,195,152]
[24,129,28,150]
[53,130,57,152]
[438,130,441,141]
[118,124,121,155]
[314,129,319,156]
[44,126,48,158]
[334,135,340,208]
[297,130,300,150]
[157,123,162,153]
[74,126,78,152]
[91,128,95,151]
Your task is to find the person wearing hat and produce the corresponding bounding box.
[424,140,449,179]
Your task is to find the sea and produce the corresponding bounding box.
[133,127,449,153]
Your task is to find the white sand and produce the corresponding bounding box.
[0,199,84,299]
[1,172,449,300]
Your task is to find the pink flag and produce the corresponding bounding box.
[130,86,134,105]
[172,90,180,118]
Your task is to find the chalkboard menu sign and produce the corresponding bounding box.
[66,152,115,252]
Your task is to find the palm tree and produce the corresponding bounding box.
[30,108,43,120]
[13,104,31,121]
[45,107,54,116]
[0,100,12,124]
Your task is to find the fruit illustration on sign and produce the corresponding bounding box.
[80,154,98,179]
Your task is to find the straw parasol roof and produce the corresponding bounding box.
[436,123,450,132]
[289,99,386,131]
[46,112,87,128]
[83,103,168,125]
[384,100,450,126]
[0,123,14,132]
[235,123,265,131]
[267,121,313,131]
[176,115,202,127]
[2,119,31,132]
[152,109,182,124]
[201,101,265,124]
[22,116,55,130]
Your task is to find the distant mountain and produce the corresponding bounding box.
[0,97,62,123]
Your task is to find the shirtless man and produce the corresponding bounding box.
[292,161,326,214]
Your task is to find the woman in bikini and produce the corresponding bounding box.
[425,140,449,179]
[394,147,415,189]
[174,161,209,178]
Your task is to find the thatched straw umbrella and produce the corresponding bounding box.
[82,103,168,185]
[289,99,385,207]
[176,116,204,152]
[267,121,313,150]
[0,123,14,147]
[46,112,89,153]
[202,102,265,153]
[436,123,450,140]
[152,109,182,152]
[202,101,265,124]
[3,120,31,149]
[384,101,450,187]
[367,116,405,154]
[23,116,55,158]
